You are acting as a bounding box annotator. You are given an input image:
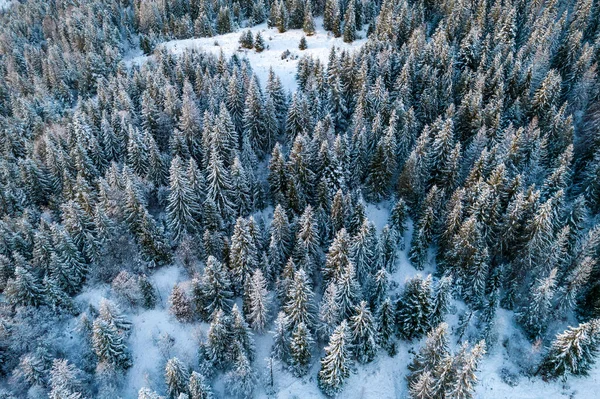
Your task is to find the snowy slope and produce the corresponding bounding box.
[0,0,12,11]
[155,17,367,91]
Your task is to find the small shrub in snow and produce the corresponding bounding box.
[299,36,307,50]
[254,32,265,52]
[500,367,520,387]
[281,49,290,60]
[239,30,253,49]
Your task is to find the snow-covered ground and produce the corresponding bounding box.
[0,0,13,11]
[128,17,367,91]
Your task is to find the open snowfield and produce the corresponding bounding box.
[128,17,367,91]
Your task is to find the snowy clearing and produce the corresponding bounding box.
[156,17,367,91]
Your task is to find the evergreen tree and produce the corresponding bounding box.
[284,268,316,331]
[303,2,316,35]
[539,319,600,380]
[49,359,85,399]
[247,268,269,332]
[165,357,190,399]
[289,322,314,376]
[169,284,193,322]
[230,217,259,290]
[447,341,486,399]
[271,312,290,361]
[92,318,132,369]
[396,276,433,340]
[299,36,308,50]
[350,301,377,363]
[407,322,450,386]
[318,320,352,396]
[343,0,357,43]
[336,262,362,320]
[376,298,396,356]
[188,371,213,399]
[205,309,231,368]
[167,156,200,243]
[254,32,265,52]
[225,350,257,398]
[519,268,558,340]
[5,265,43,307]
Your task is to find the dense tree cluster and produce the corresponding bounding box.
[0,0,599,397]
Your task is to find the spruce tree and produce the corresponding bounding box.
[350,301,378,363]
[318,320,352,396]
[167,156,200,243]
[92,318,132,369]
[376,298,396,356]
[407,322,450,386]
[318,281,342,337]
[169,284,193,322]
[247,268,269,332]
[271,312,290,361]
[165,357,190,399]
[289,322,314,376]
[396,276,433,340]
[188,371,213,399]
[539,319,600,380]
[284,268,316,331]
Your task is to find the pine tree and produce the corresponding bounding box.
[138,388,163,399]
[431,275,453,326]
[225,350,257,398]
[299,36,307,50]
[376,298,396,356]
[243,80,268,158]
[350,301,378,363]
[407,322,450,386]
[318,320,352,396]
[5,265,43,307]
[205,146,234,221]
[294,205,321,276]
[324,228,352,283]
[343,0,357,43]
[447,340,486,399]
[289,322,314,376]
[169,284,193,322]
[167,156,200,242]
[92,318,132,369]
[231,304,255,360]
[230,217,259,290]
[539,319,600,380]
[188,371,213,399]
[351,220,378,287]
[409,370,436,399]
[205,309,231,368]
[303,1,315,35]
[284,268,316,331]
[336,262,362,320]
[271,312,290,361]
[49,359,85,399]
[247,268,269,332]
[239,30,254,49]
[254,32,265,52]
[165,357,190,399]
[519,268,558,340]
[396,276,433,340]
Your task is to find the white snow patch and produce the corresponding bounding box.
[156,17,367,91]
[0,0,12,11]
[365,202,391,234]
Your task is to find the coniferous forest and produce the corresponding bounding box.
[0,0,600,398]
